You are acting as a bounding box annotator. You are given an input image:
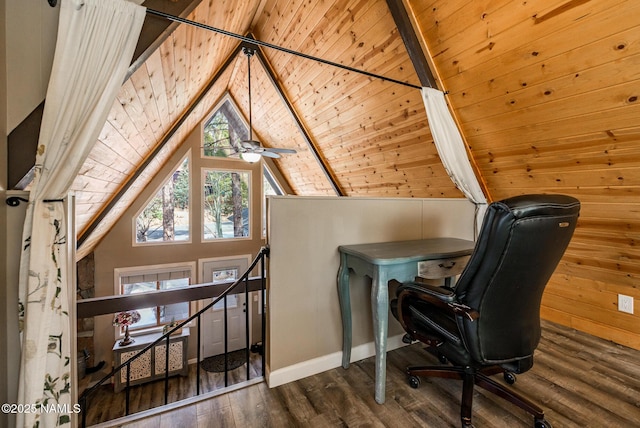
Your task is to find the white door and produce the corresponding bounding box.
[202,294,246,357]
[199,257,250,358]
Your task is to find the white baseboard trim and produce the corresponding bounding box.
[266,334,407,388]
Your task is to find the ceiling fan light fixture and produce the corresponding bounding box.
[241,152,261,163]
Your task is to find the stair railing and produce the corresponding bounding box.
[78,246,269,427]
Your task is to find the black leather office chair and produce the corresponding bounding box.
[391,194,580,428]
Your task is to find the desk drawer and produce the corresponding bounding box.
[418,255,470,279]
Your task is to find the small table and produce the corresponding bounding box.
[337,238,475,404]
[113,328,189,392]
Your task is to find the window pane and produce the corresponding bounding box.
[212,294,238,311]
[211,268,238,284]
[135,308,158,329]
[136,157,189,243]
[118,267,193,332]
[161,278,190,290]
[160,303,190,324]
[135,158,189,243]
[203,100,248,158]
[158,278,190,323]
[122,281,156,295]
[203,170,250,240]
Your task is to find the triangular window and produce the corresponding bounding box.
[203,98,248,158]
[135,154,190,244]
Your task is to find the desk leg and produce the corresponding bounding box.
[371,266,389,404]
[337,253,352,369]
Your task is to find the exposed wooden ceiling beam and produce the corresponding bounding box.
[385,0,437,88]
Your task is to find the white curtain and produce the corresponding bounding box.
[17,1,145,426]
[421,87,488,234]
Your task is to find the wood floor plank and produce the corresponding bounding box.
[95,321,640,427]
[227,385,268,427]
[261,379,318,425]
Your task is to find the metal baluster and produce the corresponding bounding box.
[245,275,250,381]
[261,249,267,375]
[224,295,229,387]
[125,363,131,415]
[164,334,170,405]
[196,312,201,395]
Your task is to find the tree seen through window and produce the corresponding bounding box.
[203,170,250,239]
[203,99,248,158]
[135,157,189,243]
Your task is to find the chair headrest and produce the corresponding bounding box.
[494,194,580,220]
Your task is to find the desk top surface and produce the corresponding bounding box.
[338,237,475,265]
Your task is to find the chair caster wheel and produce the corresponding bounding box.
[438,353,448,364]
[534,418,552,428]
[503,371,516,385]
[402,334,414,344]
[408,375,420,389]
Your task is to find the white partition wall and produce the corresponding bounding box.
[266,196,475,387]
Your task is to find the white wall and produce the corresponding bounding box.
[266,196,476,386]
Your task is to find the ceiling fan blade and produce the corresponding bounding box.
[259,150,281,159]
[265,147,297,154]
[241,140,260,150]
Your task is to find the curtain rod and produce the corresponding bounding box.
[146,8,422,91]
[6,196,64,206]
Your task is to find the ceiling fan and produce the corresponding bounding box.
[234,46,297,162]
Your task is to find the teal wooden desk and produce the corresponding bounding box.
[337,238,475,404]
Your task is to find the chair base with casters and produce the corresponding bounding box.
[391,194,580,428]
[399,328,552,428]
[405,357,550,427]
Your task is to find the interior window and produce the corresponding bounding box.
[117,266,193,332]
[134,155,190,244]
[211,267,240,310]
[202,169,251,240]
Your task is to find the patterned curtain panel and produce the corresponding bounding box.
[421,87,488,235]
[17,1,145,426]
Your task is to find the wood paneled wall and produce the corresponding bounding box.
[407,0,640,349]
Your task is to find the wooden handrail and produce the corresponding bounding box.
[77,276,264,318]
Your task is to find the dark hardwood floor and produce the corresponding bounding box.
[83,353,264,426]
[93,321,640,427]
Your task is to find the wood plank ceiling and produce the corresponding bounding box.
[70,0,639,350]
[74,0,460,256]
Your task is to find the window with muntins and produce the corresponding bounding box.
[117,266,193,332]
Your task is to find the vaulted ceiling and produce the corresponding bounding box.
[73,0,464,258]
[52,0,639,347]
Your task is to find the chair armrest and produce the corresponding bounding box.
[397,282,479,322]
[398,282,456,302]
